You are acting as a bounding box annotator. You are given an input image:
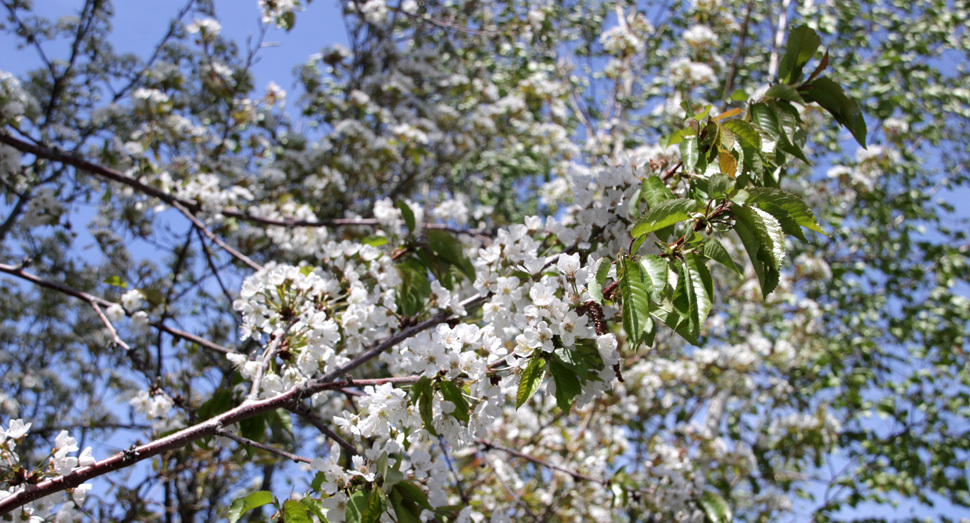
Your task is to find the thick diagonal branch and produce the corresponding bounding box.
[0,294,486,515]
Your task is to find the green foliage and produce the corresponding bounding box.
[228,491,275,523]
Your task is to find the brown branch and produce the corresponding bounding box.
[477,439,609,486]
[214,428,312,465]
[90,301,131,351]
[721,1,754,100]
[171,201,262,271]
[0,294,487,515]
[0,132,490,238]
[0,263,233,355]
[290,405,360,457]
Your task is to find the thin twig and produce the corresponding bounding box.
[0,295,489,514]
[90,301,131,351]
[480,452,539,521]
[290,405,360,457]
[0,133,492,238]
[477,439,608,486]
[171,201,262,271]
[214,428,312,464]
[0,263,234,355]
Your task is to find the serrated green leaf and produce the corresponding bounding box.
[746,188,826,235]
[699,491,733,523]
[300,497,330,522]
[282,499,311,523]
[722,120,762,151]
[709,172,735,197]
[395,201,416,234]
[620,257,654,350]
[438,380,469,422]
[639,254,668,303]
[770,101,809,164]
[733,204,786,269]
[588,258,611,305]
[517,357,546,409]
[631,199,701,238]
[228,491,274,523]
[680,136,700,172]
[549,358,582,413]
[673,254,714,338]
[701,237,743,275]
[641,176,674,208]
[733,213,781,299]
[765,84,806,105]
[779,25,820,84]
[800,76,867,148]
[750,103,783,142]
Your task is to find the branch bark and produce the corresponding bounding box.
[0,293,487,515]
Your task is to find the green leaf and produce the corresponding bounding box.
[749,103,783,142]
[770,101,809,163]
[517,356,546,409]
[228,491,274,523]
[733,204,786,269]
[631,199,701,238]
[282,499,311,523]
[395,201,416,234]
[721,120,762,151]
[746,188,826,235]
[699,491,733,523]
[701,237,743,275]
[765,84,805,105]
[103,275,127,288]
[438,380,469,422]
[346,489,369,523]
[640,176,674,208]
[361,235,389,247]
[733,211,781,299]
[299,497,330,523]
[359,488,385,523]
[588,258,611,306]
[673,254,714,338]
[396,258,431,317]
[620,257,654,350]
[800,76,867,148]
[389,487,422,523]
[395,481,434,512]
[426,229,475,281]
[708,172,735,196]
[680,136,700,172]
[280,10,296,31]
[778,25,820,84]
[661,128,692,148]
[639,254,668,303]
[549,357,583,413]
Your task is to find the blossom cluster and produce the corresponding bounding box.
[0,420,94,522]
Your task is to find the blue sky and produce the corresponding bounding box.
[2,1,968,521]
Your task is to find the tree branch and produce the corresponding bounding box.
[0,293,487,515]
[0,133,490,238]
[214,428,312,465]
[0,263,234,355]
